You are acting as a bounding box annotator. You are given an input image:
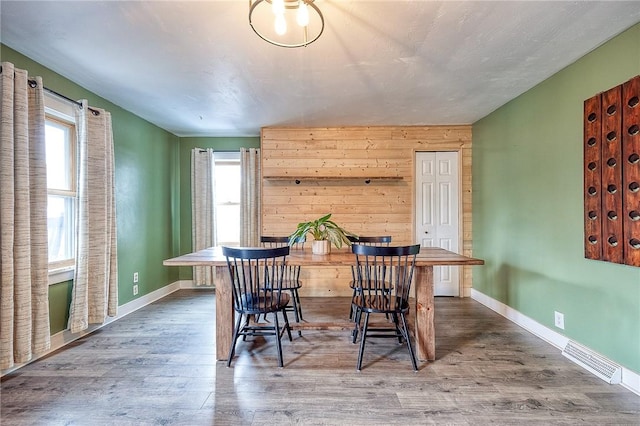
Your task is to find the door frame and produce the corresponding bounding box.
[413,148,467,297]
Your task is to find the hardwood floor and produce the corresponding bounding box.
[2,290,638,425]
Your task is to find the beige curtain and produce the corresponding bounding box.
[68,100,118,333]
[0,62,51,369]
[191,148,216,286]
[240,148,261,246]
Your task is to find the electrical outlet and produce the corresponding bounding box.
[554,311,565,329]
[133,284,139,296]
[133,272,139,283]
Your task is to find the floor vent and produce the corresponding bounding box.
[562,340,621,384]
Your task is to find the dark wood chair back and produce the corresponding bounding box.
[259,236,305,325]
[350,244,421,370]
[347,235,392,246]
[222,246,290,314]
[351,244,420,304]
[222,245,293,367]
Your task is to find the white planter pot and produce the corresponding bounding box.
[312,240,331,255]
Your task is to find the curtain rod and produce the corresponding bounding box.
[43,86,81,108]
[1,65,100,115]
[40,84,101,116]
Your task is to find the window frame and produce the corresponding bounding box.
[44,94,78,284]
[214,151,241,247]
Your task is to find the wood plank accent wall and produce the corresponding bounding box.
[260,126,475,297]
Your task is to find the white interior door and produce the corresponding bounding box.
[415,151,460,296]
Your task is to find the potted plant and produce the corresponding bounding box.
[288,213,357,255]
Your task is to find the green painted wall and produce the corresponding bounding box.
[2,45,181,329]
[48,281,72,334]
[472,24,640,373]
[177,137,260,279]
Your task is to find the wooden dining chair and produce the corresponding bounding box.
[346,235,392,320]
[350,244,421,371]
[260,236,305,326]
[222,246,293,367]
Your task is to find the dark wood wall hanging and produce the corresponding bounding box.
[584,75,640,267]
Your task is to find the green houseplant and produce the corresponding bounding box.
[289,214,357,254]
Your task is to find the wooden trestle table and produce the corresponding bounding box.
[163,246,484,362]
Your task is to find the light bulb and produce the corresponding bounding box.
[275,14,287,35]
[271,0,285,16]
[296,1,309,26]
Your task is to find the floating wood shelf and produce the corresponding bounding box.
[263,176,403,184]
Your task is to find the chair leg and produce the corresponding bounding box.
[352,305,362,343]
[289,290,300,323]
[272,312,284,368]
[400,312,418,371]
[281,308,293,341]
[349,287,357,320]
[356,312,370,371]
[241,315,251,341]
[227,313,243,367]
[290,289,302,337]
[392,313,403,344]
[294,288,304,321]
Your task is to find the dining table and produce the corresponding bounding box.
[163,246,484,362]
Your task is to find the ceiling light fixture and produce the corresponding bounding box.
[249,0,324,48]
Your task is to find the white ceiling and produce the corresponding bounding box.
[2,1,639,137]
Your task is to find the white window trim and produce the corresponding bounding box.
[45,93,75,121]
[49,267,75,285]
[215,151,240,162]
[45,92,77,286]
[214,151,241,246]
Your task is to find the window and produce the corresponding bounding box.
[214,152,241,246]
[45,95,77,275]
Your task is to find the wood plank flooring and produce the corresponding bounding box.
[2,290,639,425]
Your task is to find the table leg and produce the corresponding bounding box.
[214,265,233,361]
[414,265,435,361]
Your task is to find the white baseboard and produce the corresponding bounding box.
[180,279,195,288]
[471,289,640,396]
[179,279,217,290]
[2,280,188,377]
